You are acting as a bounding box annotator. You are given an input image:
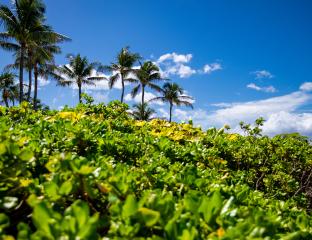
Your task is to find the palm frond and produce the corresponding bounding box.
[109,73,119,89]
[131,84,141,98]
[176,100,193,109]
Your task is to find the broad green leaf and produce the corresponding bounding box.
[0,143,6,155]
[18,149,33,161]
[122,194,138,218]
[198,190,223,225]
[138,207,160,227]
[32,202,54,238]
[59,181,73,195]
[0,213,9,232]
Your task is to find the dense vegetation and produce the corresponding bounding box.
[0,100,312,239]
[1,1,312,239]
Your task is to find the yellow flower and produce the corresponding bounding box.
[217,227,225,237]
[228,134,238,141]
[20,178,33,187]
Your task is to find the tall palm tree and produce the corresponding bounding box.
[150,83,194,122]
[0,0,46,103]
[58,54,105,103]
[130,102,156,121]
[0,72,18,107]
[103,47,140,103]
[131,61,164,112]
[5,35,68,109]
[32,43,63,109]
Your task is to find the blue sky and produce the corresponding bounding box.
[1,0,312,136]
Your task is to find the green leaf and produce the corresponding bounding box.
[67,200,89,229]
[18,149,33,161]
[138,207,160,227]
[32,202,54,238]
[122,194,138,219]
[44,182,60,200]
[77,165,94,175]
[180,227,198,240]
[0,213,9,232]
[0,143,6,155]
[198,190,223,225]
[59,181,73,196]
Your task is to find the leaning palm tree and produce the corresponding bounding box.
[150,83,194,122]
[102,47,140,103]
[130,102,156,121]
[0,72,18,107]
[131,61,164,112]
[0,0,46,103]
[58,54,105,103]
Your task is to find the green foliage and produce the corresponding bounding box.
[0,102,312,239]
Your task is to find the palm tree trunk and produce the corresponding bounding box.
[121,77,125,103]
[19,43,25,103]
[33,63,38,110]
[169,101,173,122]
[141,84,145,114]
[141,85,145,105]
[27,67,32,102]
[3,92,9,108]
[4,97,9,107]
[78,83,82,103]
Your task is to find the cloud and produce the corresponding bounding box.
[90,91,110,103]
[125,91,164,105]
[247,83,277,93]
[156,52,221,78]
[168,64,196,78]
[158,62,197,79]
[300,82,312,92]
[38,77,51,87]
[170,86,312,136]
[157,53,193,64]
[157,107,169,119]
[203,63,222,74]
[252,70,274,79]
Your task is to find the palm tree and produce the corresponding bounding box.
[131,61,164,113]
[150,83,194,122]
[130,102,156,121]
[103,47,140,103]
[32,43,63,109]
[0,72,18,107]
[0,0,46,103]
[58,54,105,103]
[5,36,68,109]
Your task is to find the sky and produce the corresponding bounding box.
[1,0,312,136]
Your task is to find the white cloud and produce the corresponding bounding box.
[125,91,164,105]
[170,87,312,136]
[38,77,51,87]
[203,63,222,74]
[156,52,221,78]
[252,70,274,79]
[176,65,196,78]
[159,63,197,79]
[157,53,193,64]
[157,107,169,119]
[247,83,277,93]
[300,82,312,92]
[90,92,109,103]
